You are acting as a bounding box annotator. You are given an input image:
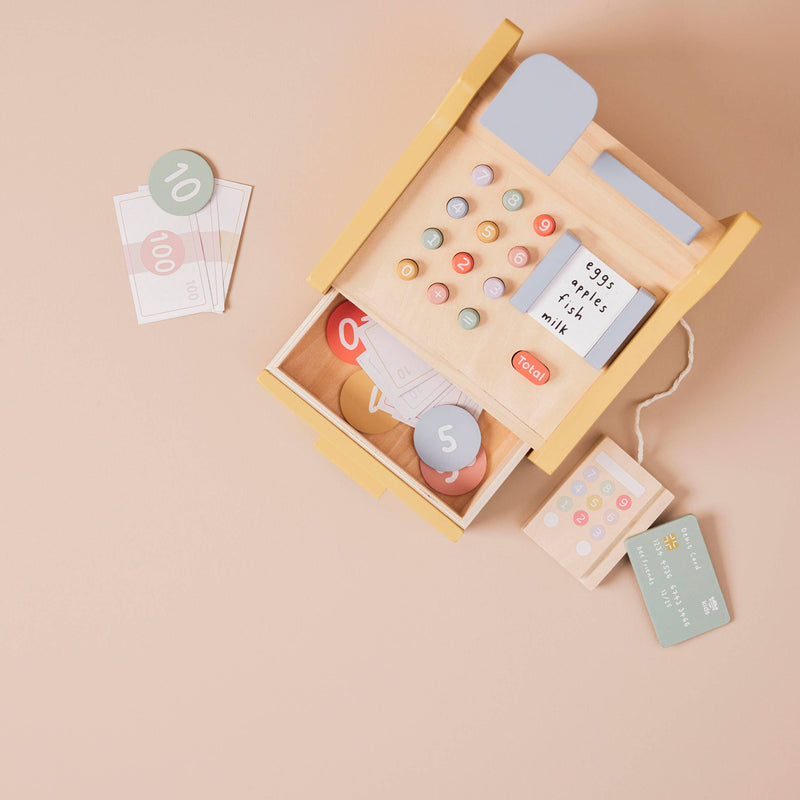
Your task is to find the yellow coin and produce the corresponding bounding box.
[396,258,419,281]
[339,370,399,434]
[476,220,499,243]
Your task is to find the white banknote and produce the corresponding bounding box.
[114,190,213,324]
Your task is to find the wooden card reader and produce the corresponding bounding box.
[259,20,761,541]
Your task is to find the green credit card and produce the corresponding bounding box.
[626,515,730,647]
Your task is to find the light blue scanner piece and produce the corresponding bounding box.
[480,54,598,175]
[591,152,703,244]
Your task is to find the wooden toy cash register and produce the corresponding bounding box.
[259,20,761,542]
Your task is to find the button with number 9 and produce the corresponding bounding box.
[148,149,215,215]
[413,405,482,472]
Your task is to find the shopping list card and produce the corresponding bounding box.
[626,515,730,647]
[114,191,213,324]
[527,245,637,356]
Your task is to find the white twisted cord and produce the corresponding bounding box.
[635,318,695,464]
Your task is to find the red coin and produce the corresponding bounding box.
[533,214,556,236]
[326,300,369,363]
[419,446,487,496]
[451,252,475,274]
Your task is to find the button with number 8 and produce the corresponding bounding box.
[413,405,482,472]
[148,149,215,215]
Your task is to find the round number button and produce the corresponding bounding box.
[502,189,524,211]
[604,510,619,525]
[600,480,615,496]
[533,214,556,236]
[452,252,474,274]
[397,258,418,281]
[617,494,633,511]
[446,197,469,218]
[422,227,444,249]
[543,512,559,528]
[419,446,487,496]
[413,405,482,472]
[148,149,215,215]
[339,371,398,434]
[576,541,592,556]
[590,525,606,540]
[472,164,494,186]
[573,510,589,526]
[587,495,603,511]
[507,246,530,267]
[584,466,600,481]
[427,282,449,305]
[571,481,587,497]
[476,220,499,243]
[483,277,505,299]
[326,300,368,363]
[556,496,573,512]
[458,308,480,330]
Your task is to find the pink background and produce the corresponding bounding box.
[2,1,798,797]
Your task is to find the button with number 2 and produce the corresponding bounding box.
[148,149,215,215]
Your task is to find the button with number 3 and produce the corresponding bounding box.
[148,149,215,215]
[413,405,482,472]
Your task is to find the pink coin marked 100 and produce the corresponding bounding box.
[326,300,369,364]
[419,446,487,496]
[452,252,475,274]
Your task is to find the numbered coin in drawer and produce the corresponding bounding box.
[419,446,487,496]
[413,405,482,471]
[339,370,398,434]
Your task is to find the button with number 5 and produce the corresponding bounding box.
[148,149,215,215]
[413,405,482,472]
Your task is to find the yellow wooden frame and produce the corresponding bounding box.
[263,19,761,537]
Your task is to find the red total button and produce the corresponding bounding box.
[512,351,550,385]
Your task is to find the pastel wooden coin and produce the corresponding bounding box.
[502,189,524,211]
[451,252,474,274]
[427,282,449,304]
[339,370,398,434]
[419,446,487,496]
[471,164,494,186]
[413,404,482,471]
[148,149,214,216]
[476,220,499,243]
[397,258,419,280]
[326,300,369,363]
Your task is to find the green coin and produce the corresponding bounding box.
[502,189,524,211]
[148,149,214,215]
[458,308,480,330]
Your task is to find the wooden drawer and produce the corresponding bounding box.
[260,290,530,542]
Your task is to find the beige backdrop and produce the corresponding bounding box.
[2,1,798,798]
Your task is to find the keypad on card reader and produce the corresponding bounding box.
[523,437,674,590]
